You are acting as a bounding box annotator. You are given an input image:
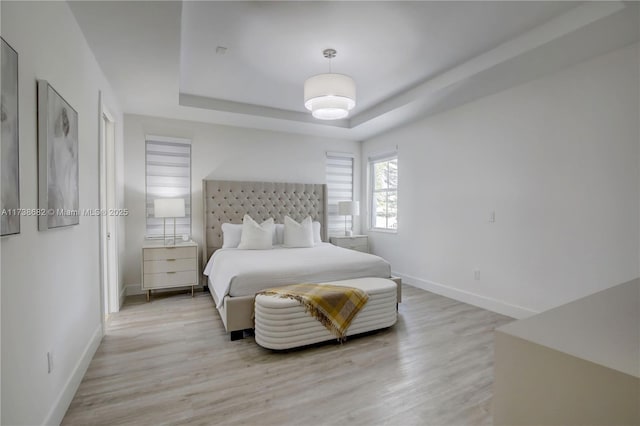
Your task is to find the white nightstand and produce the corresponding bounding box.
[329,235,369,253]
[142,240,198,301]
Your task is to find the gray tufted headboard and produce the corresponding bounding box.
[202,179,328,265]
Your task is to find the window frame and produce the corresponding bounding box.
[369,153,398,233]
[144,135,192,240]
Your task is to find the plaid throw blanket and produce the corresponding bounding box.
[257,283,369,339]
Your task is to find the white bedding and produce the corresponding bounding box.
[203,243,391,308]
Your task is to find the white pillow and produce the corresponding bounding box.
[275,221,321,245]
[283,216,314,248]
[237,215,274,250]
[275,224,285,245]
[221,223,243,248]
[312,221,322,244]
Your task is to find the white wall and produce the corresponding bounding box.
[362,43,639,317]
[0,2,124,424]
[123,114,360,291]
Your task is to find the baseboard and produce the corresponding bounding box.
[125,284,203,297]
[119,285,126,309]
[125,283,145,296]
[392,271,539,319]
[43,323,103,426]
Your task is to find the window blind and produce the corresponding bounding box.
[145,136,192,239]
[326,152,354,236]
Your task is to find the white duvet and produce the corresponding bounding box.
[203,243,391,308]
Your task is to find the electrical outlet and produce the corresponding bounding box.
[489,210,496,223]
[47,351,53,374]
[474,269,481,280]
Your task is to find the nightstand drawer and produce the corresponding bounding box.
[141,241,199,299]
[144,258,196,274]
[143,246,196,261]
[342,243,368,252]
[338,240,367,249]
[330,236,369,253]
[143,270,198,288]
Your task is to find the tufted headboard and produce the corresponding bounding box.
[202,179,328,265]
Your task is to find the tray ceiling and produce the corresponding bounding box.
[70,1,639,139]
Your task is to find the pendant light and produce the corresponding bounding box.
[304,49,356,120]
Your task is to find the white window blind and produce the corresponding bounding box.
[145,136,192,239]
[326,152,354,236]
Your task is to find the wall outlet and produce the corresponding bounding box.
[489,210,496,223]
[474,269,481,280]
[47,351,53,374]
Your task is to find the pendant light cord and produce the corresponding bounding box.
[323,48,336,73]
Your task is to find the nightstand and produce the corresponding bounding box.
[142,240,198,301]
[330,235,369,253]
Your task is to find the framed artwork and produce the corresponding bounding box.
[1,38,20,236]
[37,80,79,230]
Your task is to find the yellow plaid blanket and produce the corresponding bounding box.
[256,283,369,339]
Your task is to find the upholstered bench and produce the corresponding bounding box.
[254,277,398,350]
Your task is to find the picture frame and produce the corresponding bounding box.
[37,80,79,230]
[1,37,20,236]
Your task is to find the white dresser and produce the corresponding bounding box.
[142,240,198,301]
[329,235,369,253]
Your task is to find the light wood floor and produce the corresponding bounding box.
[62,285,512,425]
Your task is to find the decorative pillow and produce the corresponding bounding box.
[221,223,243,248]
[237,215,275,250]
[275,223,285,245]
[275,221,320,245]
[312,221,322,244]
[283,216,314,248]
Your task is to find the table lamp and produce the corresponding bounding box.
[338,200,360,236]
[154,198,185,245]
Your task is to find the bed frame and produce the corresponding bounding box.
[203,179,328,339]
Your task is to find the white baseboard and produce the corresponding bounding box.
[43,323,103,426]
[119,285,126,309]
[392,271,539,319]
[124,284,203,297]
[125,283,145,296]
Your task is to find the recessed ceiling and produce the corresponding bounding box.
[179,1,575,114]
[69,1,639,140]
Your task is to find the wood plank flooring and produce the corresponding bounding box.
[62,285,512,425]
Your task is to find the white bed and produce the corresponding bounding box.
[204,243,392,308]
[202,179,400,340]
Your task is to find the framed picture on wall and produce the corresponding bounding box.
[1,38,20,236]
[37,80,79,230]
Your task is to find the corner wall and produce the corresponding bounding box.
[362,43,639,317]
[0,2,124,424]
[122,114,360,292]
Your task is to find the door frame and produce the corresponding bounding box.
[98,92,119,331]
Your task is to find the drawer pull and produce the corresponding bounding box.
[166,271,177,274]
[166,258,176,261]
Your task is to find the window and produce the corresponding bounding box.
[370,154,398,231]
[145,135,192,239]
[326,152,354,236]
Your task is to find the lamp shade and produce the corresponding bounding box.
[338,200,360,216]
[304,73,356,120]
[154,198,185,218]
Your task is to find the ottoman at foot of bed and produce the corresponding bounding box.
[254,277,398,350]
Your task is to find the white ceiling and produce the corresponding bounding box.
[69,1,639,140]
[179,1,574,113]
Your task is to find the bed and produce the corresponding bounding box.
[202,179,399,340]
